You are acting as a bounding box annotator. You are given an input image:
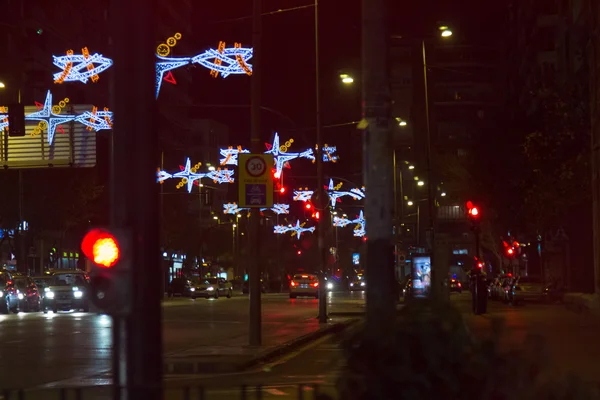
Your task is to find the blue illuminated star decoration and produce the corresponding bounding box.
[223,203,290,215]
[53,51,113,84]
[157,158,235,193]
[321,145,339,162]
[0,91,113,145]
[265,133,314,177]
[156,44,253,98]
[327,179,365,207]
[273,219,316,240]
[332,210,366,237]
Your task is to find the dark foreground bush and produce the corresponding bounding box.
[328,300,600,400]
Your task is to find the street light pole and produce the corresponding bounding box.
[315,0,328,324]
[249,0,263,347]
[421,40,438,301]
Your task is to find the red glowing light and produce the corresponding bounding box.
[305,203,312,210]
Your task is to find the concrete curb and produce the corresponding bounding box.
[164,318,360,375]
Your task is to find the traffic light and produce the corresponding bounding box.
[81,228,132,315]
[8,103,25,137]
[49,247,56,264]
[506,247,515,257]
[305,203,312,210]
[466,201,480,219]
[279,186,286,194]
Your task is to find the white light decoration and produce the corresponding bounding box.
[52,43,253,98]
[0,90,113,145]
[219,145,250,166]
[333,210,366,237]
[157,158,234,193]
[327,179,365,207]
[274,219,316,240]
[53,49,113,84]
[322,145,338,162]
[293,190,314,202]
[223,202,290,215]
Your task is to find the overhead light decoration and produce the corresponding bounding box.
[52,35,253,98]
[53,48,113,84]
[220,133,337,178]
[0,90,113,145]
[293,188,314,202]
[157,158,234,193]
[326,179,365,206]
[274,219,316,240]
[223,202,290,215]
[332,210,366,237]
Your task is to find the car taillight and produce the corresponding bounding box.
[312,282,318,288]
[290,281,297,287]
[458,282,462,288]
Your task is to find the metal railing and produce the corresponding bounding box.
[2,384,330,400]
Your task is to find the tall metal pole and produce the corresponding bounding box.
[249,0,263,346]
[315,0,328,323]
[110,0,161,398]
[421,40,438,300]
[362,0,394,339]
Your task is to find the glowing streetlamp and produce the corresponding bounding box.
[340,74,354,84]
[439,26,453,38]
[0,82,5,89]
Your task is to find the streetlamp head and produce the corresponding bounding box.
[417,181,425,186]
[441,29,452,38]
[340,74,354,84]
[407,201,414,206]
[0,82,5,89]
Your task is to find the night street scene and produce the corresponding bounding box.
[3,0,600,398]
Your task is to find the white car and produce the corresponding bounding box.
[289,274,319,299]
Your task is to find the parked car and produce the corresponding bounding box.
[512,276,545,304]
[289,274,319,299]
[167,277,195,297]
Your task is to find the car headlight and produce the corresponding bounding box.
[72,287,79,291]
[17,293,24,300]
[360,282,366,287]
[350,283,354,287]
[327,283,333,290]
[73,291,83,298]
[46,291,55,299]
[44,287,50,292]
[190,288,196,292]
[207,287,214,291]
[0,292,3,298]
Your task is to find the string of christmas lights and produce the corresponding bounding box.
[326,179,365,207]
[157,158,234,193]
[0,90,112,145]
[274,219,316,240]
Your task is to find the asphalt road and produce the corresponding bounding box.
[0,291,365,391]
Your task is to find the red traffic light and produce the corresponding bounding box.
[279,187,286,194]
[81,229,121,268]
[470,207,479,217]
[305,203,312,210]
[506,248,514,256]
[477,262,483,269]
[297,250,302,255]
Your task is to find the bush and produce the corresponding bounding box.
[328,300,600,400]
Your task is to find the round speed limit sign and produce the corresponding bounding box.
[245,156,267,177]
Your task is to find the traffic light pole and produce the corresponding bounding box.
[110,1,161,399]
[315,0,328,324]
[249,0,263,347]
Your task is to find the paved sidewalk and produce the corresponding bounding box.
[451,293,600,383]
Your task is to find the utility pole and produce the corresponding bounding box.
[315,0,328,324]
[362,0,395,338]
[249,0,263,346]
[110,1,161,399]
